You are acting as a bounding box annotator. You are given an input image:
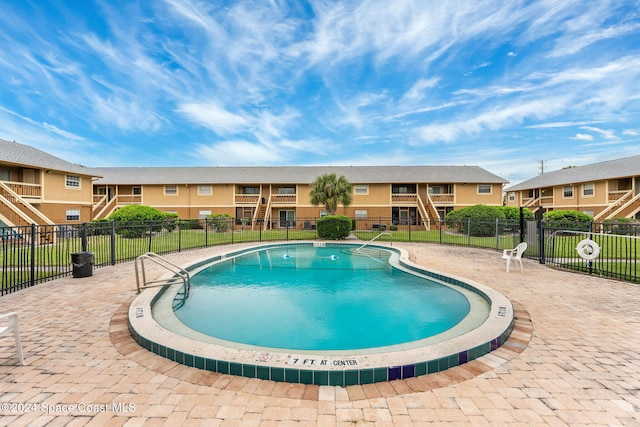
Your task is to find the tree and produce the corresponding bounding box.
[309,173,353,215]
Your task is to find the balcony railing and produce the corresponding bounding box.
[391,194,417,204]
[608,190,633,202]
[429,194,454,203]
[1,181,41,199]
[235,195,260,204]
[271,194,297,204]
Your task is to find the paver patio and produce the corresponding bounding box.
[1,242,639,426]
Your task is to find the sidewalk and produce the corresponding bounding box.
[1,243,639,426]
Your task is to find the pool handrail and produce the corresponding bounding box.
[135,252,191,295]
[356,232,393,252]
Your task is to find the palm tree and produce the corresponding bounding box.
[310,173,353,215]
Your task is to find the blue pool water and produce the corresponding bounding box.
[173,245,471,351]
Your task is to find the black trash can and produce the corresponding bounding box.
[71,251,94,278]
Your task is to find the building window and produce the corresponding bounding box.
[242,186,260,194]
[198,185,212,195]
[582,210,594,217]
[164,185,178,195]
[477,184,491,194]
[65,175,81,188]
[66,209,80,221]
[278,187,295,194]
[355,210,368,219]
[563,186,573,198]
[165,210,178,215]
[508,192,515,202]
[320,210,328,217]
[199,210,212,219]
[582,183,594,197]
[429,186,443,195]
[354,185,368,195]
[133,186,142,195]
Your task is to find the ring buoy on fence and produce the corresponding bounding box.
[576,239,600,261]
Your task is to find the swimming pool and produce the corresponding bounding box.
[173,245,472,351]
[129,242,514,386]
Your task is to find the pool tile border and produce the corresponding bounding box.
[128,242,517,387]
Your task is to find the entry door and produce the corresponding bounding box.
[399,208,410,225]
[279,210,295,228]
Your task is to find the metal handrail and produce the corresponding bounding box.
[356,232,393,251]
[134,252,190,294]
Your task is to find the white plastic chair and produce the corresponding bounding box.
[0,312,25,365]
[502,242,527,273]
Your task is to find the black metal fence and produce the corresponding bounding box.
[2,217,638,295]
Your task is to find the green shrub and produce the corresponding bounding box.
[108,205,167,238]
[316,215,352,240]
[87,218,111,236]
[178,218,202,230]
[164,213,179,232]
[602,217,640,235]
[543,210,592,231]
[444,205,506,237]
[208,214,233,232]
[498,206,534,221]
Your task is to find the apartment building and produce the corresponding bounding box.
[0,139,98,228]
[91,165,507,229]
[505,155,640,220]
[1,138,508,229]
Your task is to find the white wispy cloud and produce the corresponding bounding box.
[580,126,620,140]
[571,133,594,141]
[177,102,249,135]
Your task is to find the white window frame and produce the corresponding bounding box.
[198,185,212,196]
[355,210,368,219]
[165,210,178,214]
[133,186,142,195]
[164,185,178,195]
[582,183,594,197]
[66,209,80,221]
[477,184,492,194]
[354,185,368,195]
[508,192,515,202]
[199,210,212,219]
[65,175,81,189]
[563,185,574,198]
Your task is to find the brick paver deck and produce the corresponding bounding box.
[1,243,639,426]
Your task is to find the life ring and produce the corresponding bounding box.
[576,239,600,261]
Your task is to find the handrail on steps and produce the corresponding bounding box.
[356,232,393,251]
[134,252,190,295]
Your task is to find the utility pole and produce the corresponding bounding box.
[539,160,545,175]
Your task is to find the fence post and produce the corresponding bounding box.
[467,217,471,246]
[178,220,182,252]
[205,217,209,247]
[519,207,525,243]
[81,222,88,252]
[537,210,545,264]
[30,223,36,288]
[439,219,443,245]
[495,218,499,251]
[110,221,116,265]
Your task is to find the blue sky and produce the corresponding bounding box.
[1,0,639,184]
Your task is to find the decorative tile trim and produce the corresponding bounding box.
[128,242,517,386]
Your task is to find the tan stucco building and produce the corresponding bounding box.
[2,138,508,228]
[505,155,640,220]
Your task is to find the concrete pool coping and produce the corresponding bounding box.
[128,242,514,386]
